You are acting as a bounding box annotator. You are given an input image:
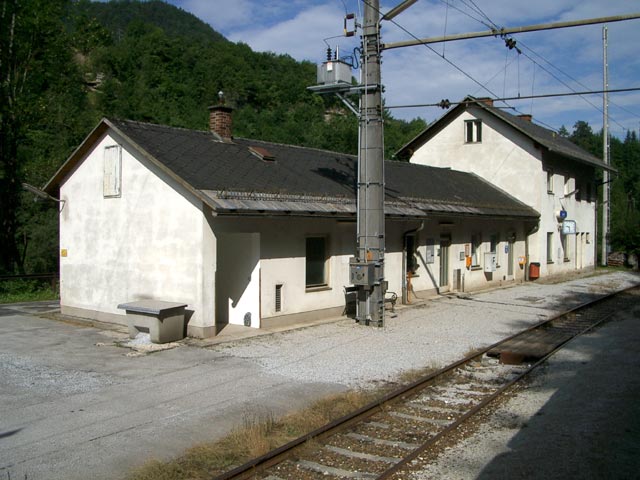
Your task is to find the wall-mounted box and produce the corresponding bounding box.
[484,252,497,272]
[349,258,376,286]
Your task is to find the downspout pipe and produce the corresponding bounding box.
[402,221,424,304]
[525,222,539,281]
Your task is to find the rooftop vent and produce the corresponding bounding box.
[249,146,276,162]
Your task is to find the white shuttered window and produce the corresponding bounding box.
[103,145,122,197]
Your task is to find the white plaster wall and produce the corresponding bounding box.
[59,132,214,331]
[213,216,530,321]
[411,108,542,209]
[213,217,356,318]
[216,233,260,328]
[410,108,596,277]
[534,171,596,276]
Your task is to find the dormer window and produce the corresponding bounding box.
[464,120,482,143]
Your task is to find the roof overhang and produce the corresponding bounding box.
[201,190,539,220]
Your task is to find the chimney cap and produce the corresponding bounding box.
[208,103,233,113]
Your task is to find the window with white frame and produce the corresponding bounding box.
[305,236,328,288]
[464,120,482,143]
[103,145,122,197]
[546,170,554,194]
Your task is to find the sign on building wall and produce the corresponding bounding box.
[425,239,435,264]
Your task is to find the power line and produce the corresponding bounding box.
[361,0,511,107]
[367,1,639,132]
[438,0,490,29]
[384,87,640,109]
[430,5,639,131]
[517,40,640,123]
[437,2,632,130]
[382,13,640,49]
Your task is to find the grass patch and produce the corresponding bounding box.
[127,390,380,480]
[0,278,58,304]
[395,363,440,385]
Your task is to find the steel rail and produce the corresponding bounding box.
[377,305,621,478]
[211,285,637,480]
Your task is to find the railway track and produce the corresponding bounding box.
[213,286,639,480]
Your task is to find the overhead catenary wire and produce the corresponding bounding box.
[384,87,640,110]
[360,0,510,108]
[362,0,569,131]
[517,40,640,124]
[440,2,639,131]
[359,0,639,133]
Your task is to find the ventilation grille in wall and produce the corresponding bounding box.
[275,284,283,312]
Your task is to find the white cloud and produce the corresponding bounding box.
[228,4,349,61]
[178,0,254,30]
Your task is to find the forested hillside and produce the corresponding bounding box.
[0,0,426,275]
[1,0,637,277]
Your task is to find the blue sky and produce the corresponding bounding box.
[166,0,640,138]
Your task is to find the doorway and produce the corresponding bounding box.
[508,238,515,277]
[439,237,450,291]
[215,233,261,332]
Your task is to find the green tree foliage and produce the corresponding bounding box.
[610,131,640,256]
[1,0,90,273]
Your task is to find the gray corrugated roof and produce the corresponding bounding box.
[50,118,539,219]
[397,96,612,171]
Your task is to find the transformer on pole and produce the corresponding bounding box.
[309,0,386,327]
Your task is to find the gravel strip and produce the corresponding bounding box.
[216,272,639,388]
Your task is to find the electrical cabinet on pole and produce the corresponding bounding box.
[352,0,386,326]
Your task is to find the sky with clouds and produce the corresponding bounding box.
[168,0,640,138]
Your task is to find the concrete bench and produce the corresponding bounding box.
[117,300,187,344]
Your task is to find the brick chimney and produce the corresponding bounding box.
[208,95,233,141]
[517,114,533,122]
[475,97,494,107]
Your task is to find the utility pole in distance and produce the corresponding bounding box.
[351,0,385,326]
[602,25,610,266]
